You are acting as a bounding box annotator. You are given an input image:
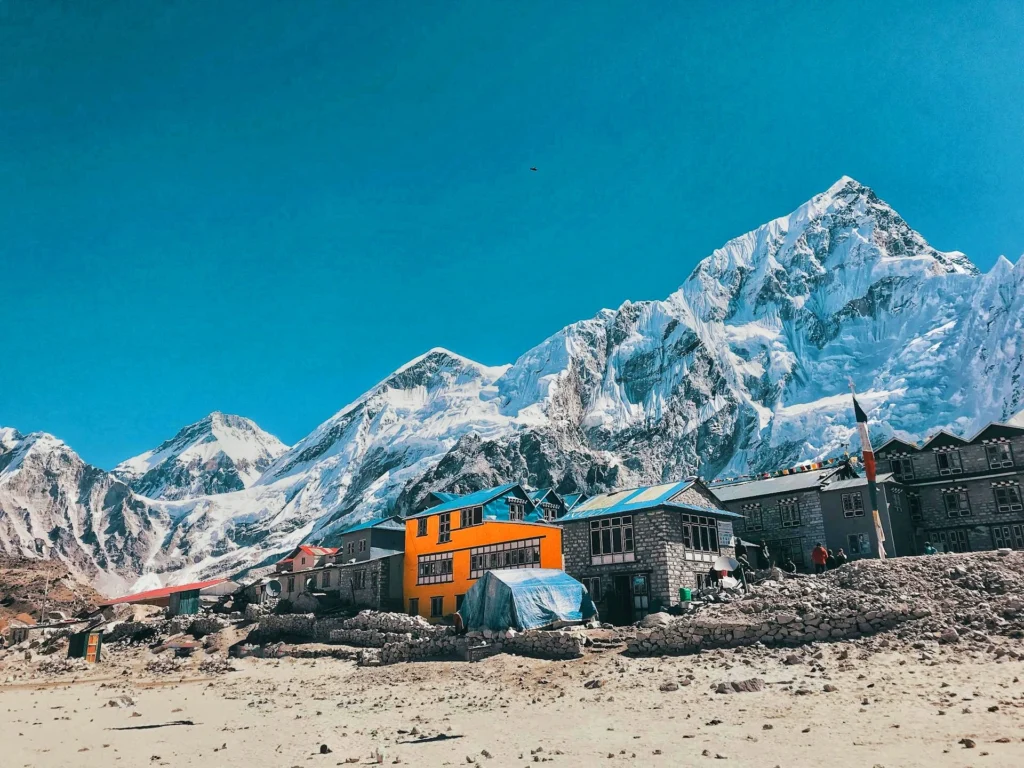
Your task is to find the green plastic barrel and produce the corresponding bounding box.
[680,587,692,602]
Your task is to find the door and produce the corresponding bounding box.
[85,632,101,663]
[631,574,650,621]
[935,529,970,553]
[610,575,632,625]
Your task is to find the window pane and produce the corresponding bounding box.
[612,527,622,553]
[602,529,612,553]
[591,531,601,555]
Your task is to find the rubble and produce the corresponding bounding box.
[628,552,1024,656]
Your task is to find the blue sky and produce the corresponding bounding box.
[2,1,1023,468]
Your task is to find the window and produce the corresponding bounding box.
[455,594,465,611]
[986,442,1015,469]
[508,499,526,521]
[346,542,355,555]
[585,577,602,602]
[778,498,801,527]
[460,506,483,528]
[991,524,1024,550]
[408,598,419,616]
[430,596,444,618]
[358,538,367,552]
[842,492,865,518]
[935,450,963,475]
[371,571,378,591]
[994,484,1023,513]
[469,537,542,578]
[942,488,971,518]
[322,570,332,588]
[908,493,923,524]
[889,456,915,481]
[540,503,560,522]
[932,529,970,553]
[353,570,367,589]
[300,556,307,566]
[417,518,428,537]
[681,514,720,553]
[589,516,635,565]
[847,532,871,555]
[287,576,295,593]
[741,503,763,532]
[437,512,451,543]
[416,552,454,584]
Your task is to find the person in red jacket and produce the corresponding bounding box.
[811,542,829,574]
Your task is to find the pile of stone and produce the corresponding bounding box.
[503,628,585,659]
[628,550,1024,656]
[327,610,438,647]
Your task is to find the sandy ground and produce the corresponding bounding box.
[2,641,1023,768]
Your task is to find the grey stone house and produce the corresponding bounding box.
[333,516,406,563]
[557,479,739,624]
[712,463,859,569]
[817,473,916,559]
[876,421,1024,552]
[280,553,405,612]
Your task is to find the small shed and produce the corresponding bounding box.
[98,578,229,616]
[457,569,597,632]
[67,629,103,662]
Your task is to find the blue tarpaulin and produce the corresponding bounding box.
[457,569,598,631]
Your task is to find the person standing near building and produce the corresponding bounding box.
[811,542,829,574]
[757,540,771,570]
[923,541,938,555]
[833,548,849,567]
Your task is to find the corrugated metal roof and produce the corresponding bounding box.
[339,516,406,534]
[820,472,894,492]
[711,467,844,501]
[99,578,228,606]
[560,479,738,521]
[409,483,521,518]
[561,493,584,509]
[528,488,551,503]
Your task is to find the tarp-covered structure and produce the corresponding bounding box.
[457,569,597,631]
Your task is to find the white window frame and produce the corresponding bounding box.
[589,516,636,565]
[741,502,763,532]
[935,449,963,476]
[889,456,915,481]
[460,506,483,528]
[778,498,802,528]
[986,442,1015,469]
[507,499,526,521]
[842,492,865,518]
[437,512,451,544]
[942,488,971,518]
[994,484,1023,513]
[681,513,720,553]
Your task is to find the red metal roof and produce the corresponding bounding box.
[98,578,229,606]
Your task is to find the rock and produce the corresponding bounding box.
[715,678,765,694]
[959,738,976,749]
[823,684,838,693]
[584,679,604,689]
[640,612,672,629]
[783,654,803,666]
[320,745,332,755]
[659,681,679,692]
[939,628,960,645]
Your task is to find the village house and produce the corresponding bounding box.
[403,484,563,622]
[334,516,405,563]
[876,420,1024,552]
[275,545,338,574]
[556,479,739,624]
[712,460,911,566]
[527,488,587,522]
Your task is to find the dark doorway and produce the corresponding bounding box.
[609,574,632,625]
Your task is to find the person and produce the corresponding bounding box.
[811,542,829,574]
[782,556,798,574]
[833,548,849,568]
[757,540,771,570]
[826,548,837,570]
[923,541,938,555]
[706,563,721,588]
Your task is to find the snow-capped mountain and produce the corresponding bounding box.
[3,177,1022,591]
[0,429,169,594]
[113,412,288,501]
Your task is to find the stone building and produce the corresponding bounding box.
[876,420,1024,552]
[557,479,739,624]
[817,474,916,558]
[334,516,406,563]
[279,553,405,612]
[712,463,858,569]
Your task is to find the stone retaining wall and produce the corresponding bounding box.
[627,603,930,655]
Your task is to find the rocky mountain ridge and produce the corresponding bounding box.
[2,177,1022,592]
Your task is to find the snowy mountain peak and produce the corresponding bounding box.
[113,413,288,500]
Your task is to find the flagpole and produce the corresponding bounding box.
[849,382,887,560]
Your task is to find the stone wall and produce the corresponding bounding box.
[627,602,927,655]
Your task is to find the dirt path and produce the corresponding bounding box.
[3,641,1023,767]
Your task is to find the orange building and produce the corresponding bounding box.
[403,484,563,621]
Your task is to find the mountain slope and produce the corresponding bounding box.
[0,429,168,594]
[113,412,288,500]
[3,176,1022,591]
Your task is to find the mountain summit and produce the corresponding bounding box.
[3,178,1022,590]
[113,412,288,500]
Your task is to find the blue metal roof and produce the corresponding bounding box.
[528,488,551,503]
[559,479,739,521]
[409,483,521,518]
[430,491,462,503]
[339,516,406,534]
[561,492,584,509]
